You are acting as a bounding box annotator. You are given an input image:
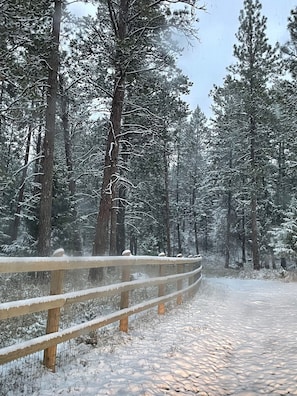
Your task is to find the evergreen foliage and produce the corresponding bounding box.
[0,0,296,272]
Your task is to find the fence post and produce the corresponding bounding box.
[158,263,165,315]
[119,250,131,332]
[188,260,196,298]
[43,249,65,372]
[176,255,184,305]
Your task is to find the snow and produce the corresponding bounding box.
[0,295,64,319]
[24,276,297,395]
[130,272,149,280]
[0,255,201,274]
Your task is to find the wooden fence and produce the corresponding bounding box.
[0,254,202,372]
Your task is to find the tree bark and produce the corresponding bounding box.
[59,75,82,255]
[92,78,124,257]
[129,235,137,256]
[163,148,171,256]
[241,209,246,265]
[10,125,32,242]
[225,189,232,268]
[277,141,286,211]
[116,184,126,255]
[176,147,182,255]
[59,75,75,196]
[250,115,260,270]
[90,0,129,280]
[192,187,199,256]
[0,81,4,147]
[109,185,118,255]
[251,193,260,270]
[37,0,62,257]
[114,145,129,255]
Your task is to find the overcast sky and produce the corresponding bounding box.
[178,0,296,117]
[69,1,296,118]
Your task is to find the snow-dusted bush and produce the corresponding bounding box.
[269,197,297,262]
[1,232,36,256]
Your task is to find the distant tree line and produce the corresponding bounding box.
[0,0,296,274]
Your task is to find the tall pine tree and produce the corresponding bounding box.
[229,0,280,269]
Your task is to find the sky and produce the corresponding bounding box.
[68,1,296,118]
[178,0,296,117]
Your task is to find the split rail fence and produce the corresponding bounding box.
[0,254,202,372]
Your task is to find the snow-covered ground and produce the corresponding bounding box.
[30,276,297,396]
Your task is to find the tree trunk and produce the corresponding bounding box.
[37,0,62,257]
[114,144,129,255]
[109,185,118,255]
[90,121,120,279]
[10,124,33,242]
[116,184,126,255]
[225,189,232,268]
[251,193,260,270]
[90,0,129,280]
[26,121,43,243]
[59,75,82,255]
[176,223,182,255]
[225,147,233,268]
[250,115,260,270]
[59,75,75,196]
[164,148,171,256]
[241,209,246,265]
[192,187,199,255]
[92,80,124,257]
[175,147,182,255]
[129,235,137,256]
[277,141,286,211]
[270,247,276,270]
[0,81,3,136]
[204,218,209,251]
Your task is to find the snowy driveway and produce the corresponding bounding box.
[38,277,297,396]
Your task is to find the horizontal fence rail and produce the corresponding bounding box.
[0,255,202,371]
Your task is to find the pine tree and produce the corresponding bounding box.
[229,0,280,269]
[282,7,297,78]
[173,106,209,256]
[210,75,248,267]
[124,67,191,256]
[281,7,297,200]
[0,0,52,252]
[270,197,297,263]
[85,0,199,279]
[37,0,62,257]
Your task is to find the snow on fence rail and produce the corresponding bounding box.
[0,254,202,372]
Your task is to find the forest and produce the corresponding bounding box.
[0,0,296,275]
